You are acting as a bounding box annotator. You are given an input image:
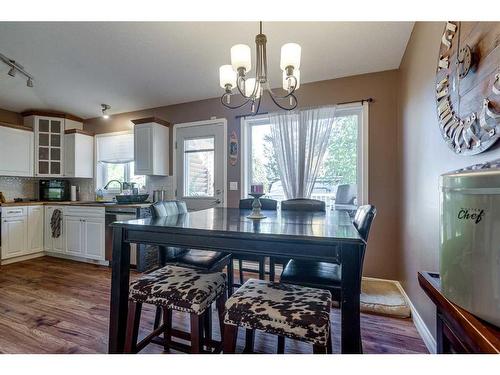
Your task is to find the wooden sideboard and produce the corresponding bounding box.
[418,271,500,354]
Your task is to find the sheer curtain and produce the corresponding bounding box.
[269,106,337,199]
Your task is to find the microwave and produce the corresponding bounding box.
[39,179,70,201]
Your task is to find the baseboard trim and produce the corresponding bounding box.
[45,252,108,266]
[0,252,45,265]
[394,281,436,354]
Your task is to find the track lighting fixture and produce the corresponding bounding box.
[101,104,111,119]
[1,52,34,88]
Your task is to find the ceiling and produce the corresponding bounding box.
[0,22,414,119]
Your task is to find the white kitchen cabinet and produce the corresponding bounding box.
[24,115,65,177]
[27,206,43,254]
[64,131,94,178]
[132,118,170,176]
[83,217,105,260]
[64,216,84,256]
[44,205,65,253]
[1,216,28,259]
[0,125,34,177]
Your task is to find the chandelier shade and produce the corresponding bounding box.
[218,22,301,115]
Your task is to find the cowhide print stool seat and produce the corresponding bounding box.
[124,265,227,354]
[222,279,332,354]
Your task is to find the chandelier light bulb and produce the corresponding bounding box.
[231,44,252,73]
[245,78,261,99]
[280,43,302,71]
[219,65,236,90]
[282,69,300,91]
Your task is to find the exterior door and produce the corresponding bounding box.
[175,120,226,211]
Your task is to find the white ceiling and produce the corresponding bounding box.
[0,22,414,119]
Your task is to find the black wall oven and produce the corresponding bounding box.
[39,180,70,201]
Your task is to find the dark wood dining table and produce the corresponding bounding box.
[108,207,366,354]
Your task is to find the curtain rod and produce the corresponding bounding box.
[235,97,374,119]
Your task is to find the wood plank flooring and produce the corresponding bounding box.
[0,257,428,354]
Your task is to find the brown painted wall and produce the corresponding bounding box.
[85,70,401,279]
[0,108,22,125]
[398,22,500,339]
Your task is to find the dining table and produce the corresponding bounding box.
[108,207,366,354]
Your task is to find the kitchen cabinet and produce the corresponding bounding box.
[132,117,170,176]
[44,205,65,253]
[64,216,84,256]
[83,217,105,260]
[0,124,34,177]
[27,206,43,254]
[1,216,28,259]
[64,130,94,178]
[63,207,105,261]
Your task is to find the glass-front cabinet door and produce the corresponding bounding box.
[35,117,64,176]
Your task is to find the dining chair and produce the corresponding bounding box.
[234,198,278,285]
[334,184,357,211]
[222,279,332,354]
[268,198,326,282]
[149,200,234,343]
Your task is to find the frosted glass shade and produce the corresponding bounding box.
[280,43,301,70]
[244,78,261,98]
[219,65,236,89]
[282,69,301,91]
[231,44,252,72]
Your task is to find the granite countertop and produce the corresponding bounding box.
[1,201,153,208]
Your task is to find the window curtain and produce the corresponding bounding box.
[269,106,337,199]
[96,132,134,164]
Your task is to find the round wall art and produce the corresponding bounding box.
[435,22,500,155]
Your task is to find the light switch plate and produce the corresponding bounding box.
[229,181,238,191]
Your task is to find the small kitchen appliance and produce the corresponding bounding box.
[39,179,70,201]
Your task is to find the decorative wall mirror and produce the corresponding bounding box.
[435,22,500,155]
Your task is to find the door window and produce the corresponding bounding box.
[183,137,215,197]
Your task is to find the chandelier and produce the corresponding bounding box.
[219,22,301,114]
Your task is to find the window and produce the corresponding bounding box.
[183,137,215,197]
[95,132,146,194]
[241,103,368,208]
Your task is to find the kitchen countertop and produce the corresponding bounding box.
[1,201,153,208]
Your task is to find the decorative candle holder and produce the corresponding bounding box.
[246,193,267,220]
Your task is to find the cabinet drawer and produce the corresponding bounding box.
[2,206,27,218]
[64,206,105,218]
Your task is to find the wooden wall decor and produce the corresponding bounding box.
[435,22,500,155]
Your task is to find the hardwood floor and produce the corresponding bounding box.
[0,257,428,354]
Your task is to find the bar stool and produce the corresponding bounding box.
[124,265,227,354]
[222,279,332,354]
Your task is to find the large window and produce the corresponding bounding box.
[241,104,368,208]
[95,132,146,194]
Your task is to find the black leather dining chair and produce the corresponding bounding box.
[269,198,326,282]
[278,204,376,353]
[235,198,278,285]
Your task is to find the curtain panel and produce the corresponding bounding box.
[269,106,337,199]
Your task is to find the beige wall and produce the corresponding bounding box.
[85,70,401,279]
[0,108,22,124]
[398,22,500,339]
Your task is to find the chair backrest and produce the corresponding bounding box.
[239,198,278,210]
[281,198,326,212]
[353,204,377,241]
[151,200,188,218]
[335,184,357,205]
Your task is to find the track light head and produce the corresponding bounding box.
[101,104,111,119]
[26,77,33,87]
[8,66,16,77]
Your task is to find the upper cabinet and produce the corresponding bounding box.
[64,129,94,178]
[22,110,89,178]
[0,123,34,177]
[132,117,170,176]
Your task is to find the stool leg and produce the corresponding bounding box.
[163,308,172,352]
[153,306,162,329]
[223,324,238,354]
[190,313,203,354]
[258,258,265,280]
[313,344,328,354]
[203,308,213,347]
[327,332,333,354]
[269,257,275,282]
[238,259,244,285]
[124,301,142,353]
[227,259,234,297]
[216,293,227,341]
[277,335,285,354]
[243,329,255,353]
